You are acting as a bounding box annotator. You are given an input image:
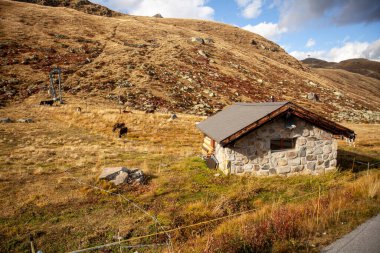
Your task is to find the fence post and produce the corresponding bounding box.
[367,162,370,176]
[30,234,36,253]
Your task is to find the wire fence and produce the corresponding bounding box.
[337,153,380,172]
[31,157,379,253]
[63,168,173,253]
[66,189,319,253]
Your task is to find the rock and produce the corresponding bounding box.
[292,165,304,172]
[329,160,337,167]
[290,158,301,166]
[204,38,214,43]
[17,118,33,123]
[306,154,316,161]
[0,117,13,123]
[278,158,288,166]
[257,79,263,84]
[99,167,145,186]
[307,92,319,101]
[333,91,343,97]
[299,147,307,157]
[277,166,290,174]
[287,151,297,159]
[153,13,163,18]
[314,147,323,155]
[243,164,253,171]
[198,50,208,58]
[169,114,177,120]
[99,167,125,180]
[113,171,129,185]
[323,145,332,154]
[306,162,316,170]
[191,37,204,44]
[298,138,307,146]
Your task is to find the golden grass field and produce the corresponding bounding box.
[0,95,379,252]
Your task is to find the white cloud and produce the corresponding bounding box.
[242,22,288,40]
[91,0,214,20]
[305,38,315,48]
[290,50,327,60]
[235,0,262,19]
[277,0,380,30]
[290,39,380,62]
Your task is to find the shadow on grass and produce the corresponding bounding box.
[337,149,380,172]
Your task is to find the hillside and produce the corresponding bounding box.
[14,0,123,16]
[0,0,380,123]
[302,58,380,81]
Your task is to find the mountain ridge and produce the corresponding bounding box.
[302,57,380,80]
[14,0,123,16]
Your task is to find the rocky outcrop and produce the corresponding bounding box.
[99,167,145,185]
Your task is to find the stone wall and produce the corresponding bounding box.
[214,116,337,176]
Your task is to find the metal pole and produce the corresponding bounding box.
[57,68,63,103]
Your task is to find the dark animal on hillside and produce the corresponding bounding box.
[145,109,155,114]
[119,127,128,138]
[40,100,54,106]
[112,122,125,132]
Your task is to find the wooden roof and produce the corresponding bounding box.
[196,102,355,146]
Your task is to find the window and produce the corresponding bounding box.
[270,138,296,151]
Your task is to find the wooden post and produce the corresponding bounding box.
[367,162,370,176]
[118,231,122,253]
[30,234,36,253]
[351,157,356,172]
[316,185,321,227]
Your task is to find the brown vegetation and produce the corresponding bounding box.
[0,96,379,252]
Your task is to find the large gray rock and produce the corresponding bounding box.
[0,117,13,123]
[17,118,33,123]
[99,167,145,185]
[191,37,204,44]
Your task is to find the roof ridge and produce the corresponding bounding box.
[234,101,289,106]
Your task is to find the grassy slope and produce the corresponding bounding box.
[1,0,379,121]
[0,96,379,252]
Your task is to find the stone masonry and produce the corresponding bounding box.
[214,116,337,176]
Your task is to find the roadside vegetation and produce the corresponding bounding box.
[0,96,379,252]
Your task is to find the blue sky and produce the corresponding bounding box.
[92,0,380,62]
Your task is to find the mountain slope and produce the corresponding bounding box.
[302,58,380,80]
[1,0,379,122]
[14,0,123,16]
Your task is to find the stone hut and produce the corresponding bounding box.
[196,102,355,176]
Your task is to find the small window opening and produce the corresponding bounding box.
[270,138,296,151]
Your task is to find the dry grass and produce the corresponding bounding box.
[1,0,380,117]
[0,98,379,252]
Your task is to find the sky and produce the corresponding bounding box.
[91,0,380,62]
